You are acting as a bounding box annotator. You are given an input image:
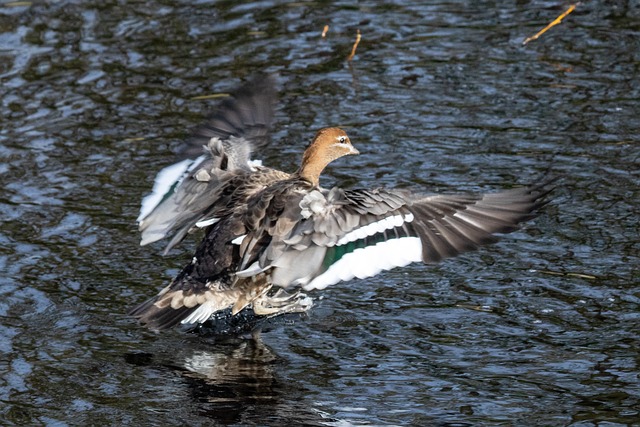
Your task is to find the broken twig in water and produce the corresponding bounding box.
[347,29,361,61]
[190,93,230,101]
[523,3,579,45]
[538,269,597,280]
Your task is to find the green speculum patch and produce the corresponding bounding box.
[321,230,394,271]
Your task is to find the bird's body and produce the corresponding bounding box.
[130,77,553,335]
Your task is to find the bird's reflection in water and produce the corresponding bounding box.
[126,312,338,425]
[172,338,338,425]
[178,338,280,423]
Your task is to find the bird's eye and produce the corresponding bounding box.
[338,136,347,144]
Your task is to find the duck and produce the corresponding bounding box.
[130,76,554,334]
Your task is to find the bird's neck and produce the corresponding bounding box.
[296,147,328,187]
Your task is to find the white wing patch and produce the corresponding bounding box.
[336,213,414,246]
[137,155,207,222]
[195,218,220,228]
[303,236,422,291]
[231,234,247,245]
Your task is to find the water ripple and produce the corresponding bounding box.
[0,1,638,425]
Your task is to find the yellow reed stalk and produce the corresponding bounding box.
[523,3,579,45]
[347,29,361,61]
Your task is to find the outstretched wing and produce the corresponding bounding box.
[138,76,278,253]
[235,180,554,291]
[180,74,277,158]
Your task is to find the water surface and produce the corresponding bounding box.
[1,1,639,425]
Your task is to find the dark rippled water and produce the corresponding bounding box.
[1,1,639,425]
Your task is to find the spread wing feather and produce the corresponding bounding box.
[137,76,278,253]
[132,178,553,330]
[180,74,277,158]
[235,181,553,291]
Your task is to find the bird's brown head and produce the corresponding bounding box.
[297,127,359,187]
